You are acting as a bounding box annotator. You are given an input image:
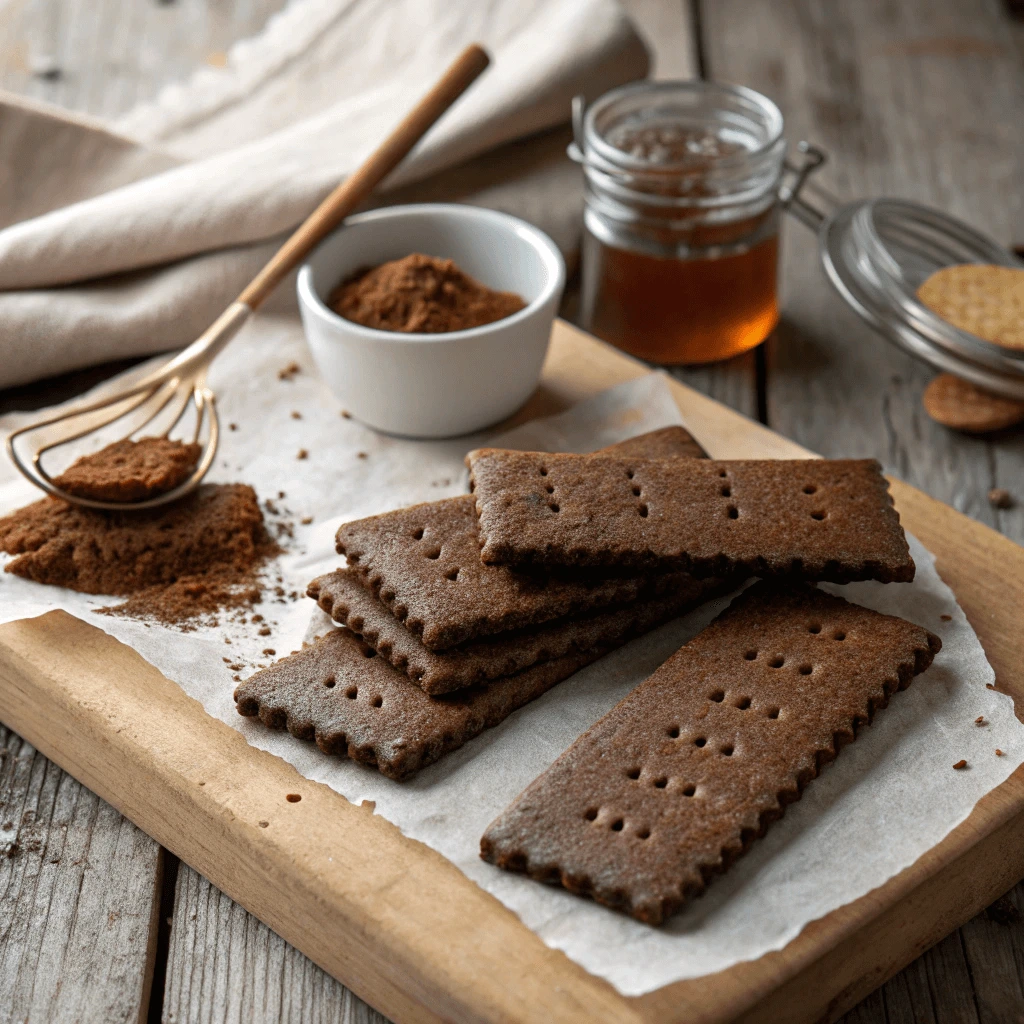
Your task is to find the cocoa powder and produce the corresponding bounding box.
[0,483,278,626]
[329,253,526,334]
[53,437,201,502]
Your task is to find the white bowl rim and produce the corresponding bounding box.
[297,203,566,345]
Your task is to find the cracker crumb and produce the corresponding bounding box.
[258,821,269,828]
[297,449,308,460]
[229,423,238,431]
[259,626,272,636]
[953,759,968,770]
[262,648,276,656]
[989,487,1014,509]
[301,515,313,525]
[225,638,232,644]
[278,362,300,381]
[341,410,351,419]
[996,748,1006,757]
[357,451,368,460]
[940,613,952,622]
[291,411,302,420]
[976,715,986,726]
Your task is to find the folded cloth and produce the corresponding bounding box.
[0,0,648,389]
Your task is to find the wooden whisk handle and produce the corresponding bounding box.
[237,43,490,310]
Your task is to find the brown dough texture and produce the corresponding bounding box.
[309,566,736,694]
[336,428,709,651]
[467,451,914,583]
[234,628,608,780]
[480,581,940,924]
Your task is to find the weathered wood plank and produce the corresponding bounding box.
[0,725,162,1024]
[959,885,1024,1024]
[163,865,389,1024]
[700,1,1024,1022]
[701,0,1024,532]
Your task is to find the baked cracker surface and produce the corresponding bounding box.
[467,452,914,582]
[480,581,940,924]
[309,566,736,695]
[336,427,709,651]
[234,628,607,780]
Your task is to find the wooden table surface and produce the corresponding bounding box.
[1,1,1023,1022]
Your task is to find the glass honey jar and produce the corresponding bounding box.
[572,81,787,365]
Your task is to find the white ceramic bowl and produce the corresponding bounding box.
[297,204,566,438]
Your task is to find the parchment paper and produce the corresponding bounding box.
[1,314,1021,995]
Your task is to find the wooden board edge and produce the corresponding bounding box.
[0,318,1021,1024]
[0,611,642,1024]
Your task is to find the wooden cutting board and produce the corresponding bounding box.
[1,319,1022,1024]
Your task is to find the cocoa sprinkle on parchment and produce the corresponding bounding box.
[0,443,284,628]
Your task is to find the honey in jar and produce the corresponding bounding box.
[574,82,786,365]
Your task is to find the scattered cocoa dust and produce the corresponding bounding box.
[0,482,281,628]
[54,437,201,502]
[329,253,526,334]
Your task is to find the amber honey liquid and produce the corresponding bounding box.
[581,227,780,365]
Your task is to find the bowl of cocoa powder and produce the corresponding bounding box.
[297,203,565,437]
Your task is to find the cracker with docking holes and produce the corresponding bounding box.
[467,452,914,583]
[917,264,1024,351]
[309,567,736,695]
[480,581,941,924]
[336,427,709,651]
[234,628,609,780]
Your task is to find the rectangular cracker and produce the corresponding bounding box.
[336,427,708,651]
[480,581,940,924]
[309,567,736,695]
[234,629,607,780]
[467,452,915,583]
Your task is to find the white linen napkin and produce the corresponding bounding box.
[0,0,648,389]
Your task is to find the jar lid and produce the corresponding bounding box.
[815,197,1024,399]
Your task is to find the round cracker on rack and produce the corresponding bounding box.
[917,264,1024,351]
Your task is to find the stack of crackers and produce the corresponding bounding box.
[236,426,941,925]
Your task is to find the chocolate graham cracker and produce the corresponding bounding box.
[234,628,609,780]
[337,428,709,651]
[480,581,941,925]
[467,452,914,583]
[309,566,735,695]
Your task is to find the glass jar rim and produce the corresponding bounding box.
[820,197,1024,397]
[583,79,785,174]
